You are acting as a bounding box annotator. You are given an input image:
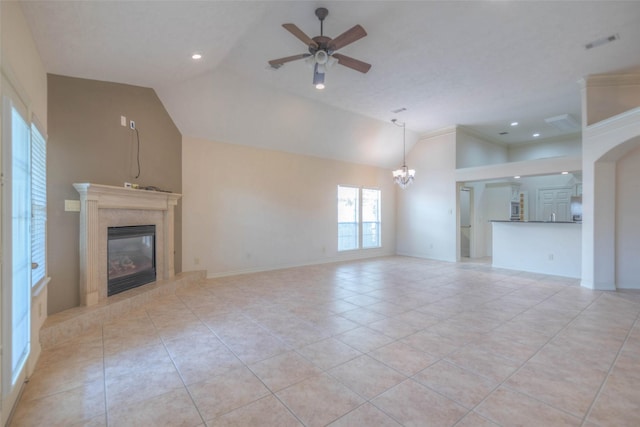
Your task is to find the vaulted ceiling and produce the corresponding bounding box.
[20,1,640,168]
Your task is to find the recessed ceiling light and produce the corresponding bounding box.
[191,53,202,60]
[533,133,540,137]
[315,83,325,90]
[561,171,569,175]
[514,176,521,179]
[510,122,519,127]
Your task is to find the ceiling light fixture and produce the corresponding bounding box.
[313,63,325,90]
[533,133,540,138]
[191,53,202,60]
[514,176,521,179]
[561,171,569,175]
[391,119,415,189]
[511,122,519,127]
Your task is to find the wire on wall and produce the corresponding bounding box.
[134,127,141,179]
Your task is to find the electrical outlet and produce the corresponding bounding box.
[130,120,135,130]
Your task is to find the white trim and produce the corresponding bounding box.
[205,250,395,279]
[584,107,640,139]
[31,277,50,299]
[579,74,640,89]
[419,126,457,140]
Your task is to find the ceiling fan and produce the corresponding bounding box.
[268,7,371,89]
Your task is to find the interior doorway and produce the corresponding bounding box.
[459,186,473,259]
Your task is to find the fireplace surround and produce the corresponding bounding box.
[74,183,181,306]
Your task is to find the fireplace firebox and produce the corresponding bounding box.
[107,225,156,296]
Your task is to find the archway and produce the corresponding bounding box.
[581,108,640,290]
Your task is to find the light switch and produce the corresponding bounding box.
[65,200,81,212]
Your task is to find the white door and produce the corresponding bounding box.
[537,187,572,221]
[459,187,472,258]
[1,94,32,424]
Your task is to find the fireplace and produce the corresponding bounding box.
[108,225,156,296]
[74,183,181,306]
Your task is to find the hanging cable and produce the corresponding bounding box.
[134,127,141,179]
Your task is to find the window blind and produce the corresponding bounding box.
[31,123,47,287]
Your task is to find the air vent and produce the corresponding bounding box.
[585,34,619,50]
[391,107,407,114]
[499,132,509,135]
[544,114,580,132]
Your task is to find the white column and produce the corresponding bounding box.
[79,197,100,305]
[164,199,177,279]
[581,161,617,289]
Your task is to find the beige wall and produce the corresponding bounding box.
[583,74,640,126]
[1,1,47,124]
[47,75,182,314]
[182,136,396,276]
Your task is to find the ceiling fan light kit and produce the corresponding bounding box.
[313,63,325,89]
[268,7,371,89]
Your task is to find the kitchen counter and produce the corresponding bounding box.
[491,221,581,278]
[490,220,580,224]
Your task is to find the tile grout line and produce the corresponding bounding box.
[579,310,640,427]
[447,289,607,423]
[175,284,308,426]
[101,323,109,426]
[149,297,208,426]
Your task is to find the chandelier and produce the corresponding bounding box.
[391,119,415,189]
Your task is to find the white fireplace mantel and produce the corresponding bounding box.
[74,183,181,306]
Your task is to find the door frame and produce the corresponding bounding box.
[457,184,475,260]
[1,78,31,427]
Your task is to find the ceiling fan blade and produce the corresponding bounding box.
[282,23,318,48]
[268,53,311,68]
[329,25,367,51]
[332,53,371,74]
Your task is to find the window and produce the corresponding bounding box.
[362,188,381,248]
[2,95,31,395]
[337,186,381,251]
[337,186,359,251]
[2,86,48,413]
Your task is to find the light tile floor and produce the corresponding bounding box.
[10,256,640,426]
